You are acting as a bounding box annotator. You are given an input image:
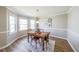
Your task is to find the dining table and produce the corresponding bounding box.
[27,31,49,51]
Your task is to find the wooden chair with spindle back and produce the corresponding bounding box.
[31,29,41,48]
[44,32,50,49]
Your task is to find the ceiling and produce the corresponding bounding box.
[7,6,70,18]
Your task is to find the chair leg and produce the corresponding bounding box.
[31,36,32,42]
[46,40,49,49]
[47,40,49,44]
[35,40,37,49]
[31,36,33,45]
[39,39,42,46]
[46,41,48,49]
[38,39,41,46]
[30,40,32,45]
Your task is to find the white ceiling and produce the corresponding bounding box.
[7,6,70,18]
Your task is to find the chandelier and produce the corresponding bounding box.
[35,9,39,29]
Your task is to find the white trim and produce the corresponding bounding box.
[52,28,67,31]
[51,34,76,52]
[7,6,68,19]
[0,33,75,52]
[0,31,9,34]
[53,12,68,17]
[68,30,79,38]
[53,35,67,40]
[0,34,27,50]
[67,30,79,52]
[67,40,77,52]
[67,6,74,14]
[0,28,67,50]
[42,28,67,31]
[54,35,76,52]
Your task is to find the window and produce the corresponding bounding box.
[9,16,16,34]
[30,20,35,29]
[19,18,28,30]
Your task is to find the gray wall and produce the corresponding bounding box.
[39,14,67,38]
[0,7,7,47]
[6,10,28,44]
[0,6,68,48]
[1,6,76,51]
[0,7,28,48]
[67,7,79,51]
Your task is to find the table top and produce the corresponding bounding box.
[28,31,49,38]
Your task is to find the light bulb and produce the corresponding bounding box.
[36,21,39,23]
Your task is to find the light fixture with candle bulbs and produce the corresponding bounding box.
[48,17,52,27]
[35,9,40,29]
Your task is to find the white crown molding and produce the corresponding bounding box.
[54,12,67,17]
[7,6,68,19]
[67,6,74,14]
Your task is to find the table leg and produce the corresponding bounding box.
[43,40,44,51]
[42,38,44,51]
[28,34,29,42]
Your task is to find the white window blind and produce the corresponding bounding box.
[19,19,28,30]
[30,20,35,29]
[9,16,16,34]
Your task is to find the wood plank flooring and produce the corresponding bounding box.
[54,37,73,52]
[0,37,74,52]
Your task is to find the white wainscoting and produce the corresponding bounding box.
[0,31,27,50]
[0,31,7,48]
[42,28,67,39]
[1,29,78,52]
[67,30,79,52]
[0,28,67,50]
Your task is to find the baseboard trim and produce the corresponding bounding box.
[0,34,76,52]
[67,30,79,52]
[51,35,76,52]
[0,34,67,50]
[53,35,67,40]
[0,35,27,50]
[67,40,77,52]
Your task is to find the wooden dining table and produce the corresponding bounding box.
[27,31,49,51]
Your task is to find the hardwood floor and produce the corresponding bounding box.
[0,36,73,52]
[54,37,73,52]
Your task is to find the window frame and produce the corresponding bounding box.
[19,18,28,31]
[30,19,35,29]
[8,12,17,34]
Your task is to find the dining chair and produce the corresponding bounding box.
[44,32,50,49]
[31,35,40,49]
